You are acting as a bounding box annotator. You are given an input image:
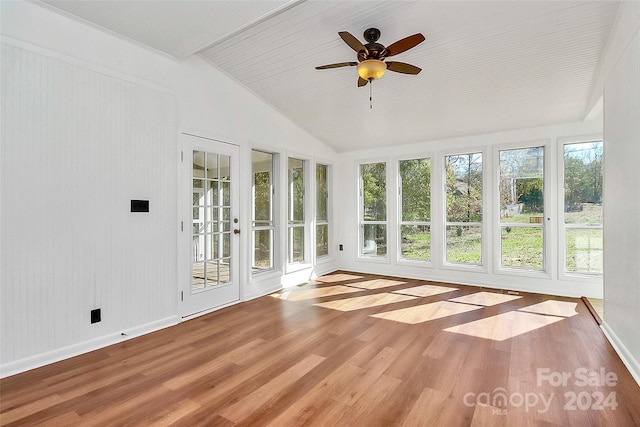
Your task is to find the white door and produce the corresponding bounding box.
[180,134,240,318]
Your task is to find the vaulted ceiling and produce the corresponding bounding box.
[40,1,621,152]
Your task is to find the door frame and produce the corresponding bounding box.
[178,133,241,319]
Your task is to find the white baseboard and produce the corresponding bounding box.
[0,316,180,379]
[601,322,640,387]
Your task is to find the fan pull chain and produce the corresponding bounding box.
[369,80,373,109]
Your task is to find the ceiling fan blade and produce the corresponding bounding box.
[315,62,358,70]
[339,31,369,56]
[358,77,369,87]
[385,33,425,57]
[386,61,422,75]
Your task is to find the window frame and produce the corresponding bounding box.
[286,155,311,272]
[558,136,604,282]
[315,161,332,262]
[250,149,278,275]
[493,140,552,279]
[358,160,389,262]
[397,155,433,265]
[442,149,486,270]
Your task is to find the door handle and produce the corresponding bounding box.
[234,229,241,235]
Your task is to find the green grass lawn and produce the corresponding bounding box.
[400,204,602,271]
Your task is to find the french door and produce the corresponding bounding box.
[180,134,240,318]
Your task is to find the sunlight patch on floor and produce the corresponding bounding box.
[346,278,407,290]
[370,301,482,324]
[271,285,364,301]
[448,291,522,307]
[392,284,458,298]
[310,273,364,283]
[443,311,564,341]
[517,300,578,317]
[314,293,416,312]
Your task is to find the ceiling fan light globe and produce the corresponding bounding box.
[357,59,386,81]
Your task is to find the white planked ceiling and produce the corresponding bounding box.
[40,1,621,152]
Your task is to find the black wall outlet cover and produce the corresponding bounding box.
[91,308,101,324]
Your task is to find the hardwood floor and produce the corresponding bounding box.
[1,271,639,426]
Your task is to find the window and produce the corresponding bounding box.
[499,146,545,270]
[445,153,483,265]
[360,162,387,257]
[288,158,306,263]
[399,158,431,261]
[251,150,275,273]
[563,141,603,274]
[316,163,330,259]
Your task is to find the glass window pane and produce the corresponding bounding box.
[500,147,544,223]
[205,261,219,286]
[400,158,431,221]
[316,164,328,221]
[253,229,273,270]
[219,260,230,283]
[289,158,304,222]
[253,164,271,222]
[361,163,386,221]
[564,142,603,225]
[446,154,482,222]
[205,180,218,207]
[401,225,430,261]
[205,234,218,260]
[192,262,205,289]
[446,225,481,264]
[316,224,329,257]
[362,224,387,257]
[220,155,230,180]
[501,226,544,269]
[222,181,230,206]
[193,235,204,262]
[193,151,205,178]
[222,232,230,258]
[193,180,204,204]
[566,228,603,273]
[289,226,305,263]
[206,153,218,179]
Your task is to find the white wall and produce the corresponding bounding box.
[335,120,604,299]
[0,1,337,376]
[602,29,640,385]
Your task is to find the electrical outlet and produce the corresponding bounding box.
[91,308,101,324]
[339,244,343,251]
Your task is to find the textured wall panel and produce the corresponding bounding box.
[1,43,177,366]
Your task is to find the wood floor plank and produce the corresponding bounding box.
[2,271,639,426]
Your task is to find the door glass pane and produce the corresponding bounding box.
[192,149,233,291]
[206,153,218,179]
[401,225,431,261]
[220,155,230,180]
[564,142,603,225]
[193,151,205,178]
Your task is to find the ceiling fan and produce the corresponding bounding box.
[315,28,425,87]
